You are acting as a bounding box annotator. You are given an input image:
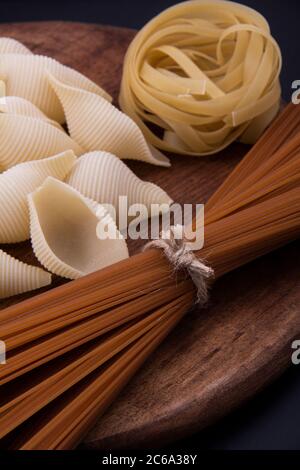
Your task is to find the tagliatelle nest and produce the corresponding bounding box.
[119,0,282,155]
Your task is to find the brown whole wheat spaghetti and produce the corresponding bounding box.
[0,103,299,449]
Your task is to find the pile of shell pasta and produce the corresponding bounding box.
[0,37,172,299]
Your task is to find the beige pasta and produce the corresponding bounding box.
[0,150,76,243]
[0,96,62,129]
[0,81,4,97]
[67,151,173,225]
[0,113,82,169]
[0,248,51,299]
[29,177,129,279]
[0,37,32,55]
[47,71,170,166]
[119,0,282,156]
[0,54,111,122]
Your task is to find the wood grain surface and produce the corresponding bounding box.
[0,22,299,449]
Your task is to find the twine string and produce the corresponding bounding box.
[144,226,214,304]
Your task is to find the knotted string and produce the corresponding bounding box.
[144,226,214,305]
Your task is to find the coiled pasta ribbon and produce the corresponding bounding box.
[119,0,282,156]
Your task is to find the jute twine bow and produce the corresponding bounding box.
[144,226,214,305]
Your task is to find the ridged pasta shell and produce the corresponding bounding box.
[0,37,32,55]
[0,249,51,299]
[0,54,111,123]
[67,151,173,223]
[29,177,129,279]
[0,96,62,129]
[47,72,170,167]
[0,113,82,169]
[0,150,76,243]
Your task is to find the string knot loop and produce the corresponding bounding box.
[144,225,214,304]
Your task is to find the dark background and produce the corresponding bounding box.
[0,0,299,451]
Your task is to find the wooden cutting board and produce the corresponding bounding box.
[0,21,299,449]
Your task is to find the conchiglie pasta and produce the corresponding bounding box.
[0,54,111,123]
[0,249,51,299]
[0,150,76,243]
[29,177,129,279]
[67,151,173,224]
[0,96,62,129]
[47,71,170,167]
[0,113,82,169]
[0,37,32,55]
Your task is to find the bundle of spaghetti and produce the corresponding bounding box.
[0,104,299,449]
[119,0,282,155]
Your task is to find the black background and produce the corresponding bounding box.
[0,0,299,451]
